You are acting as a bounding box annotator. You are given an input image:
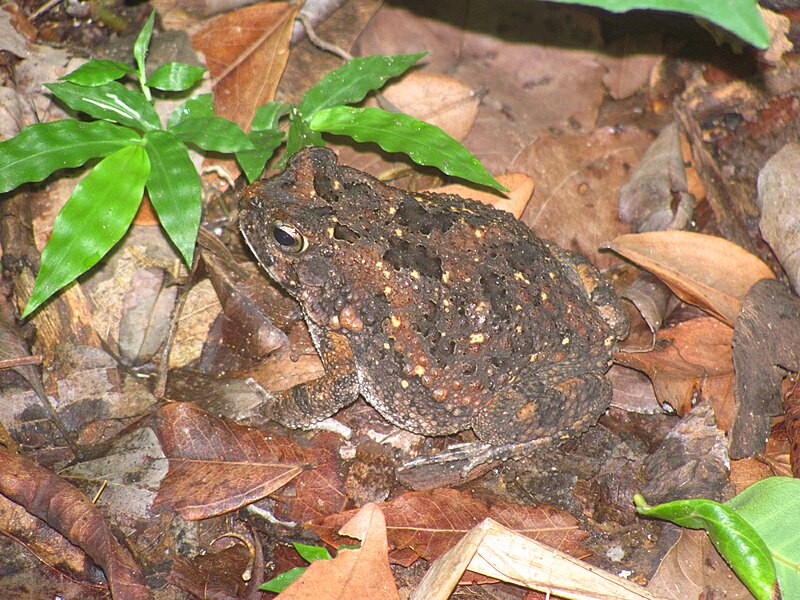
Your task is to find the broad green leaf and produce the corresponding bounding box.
[260,567,307,592]
[299,53,426,117]
[143,131,201,266]
[60,60,133,86]
[310,106,506,192]
[635,494,777,600]
[134,11,156,80]
[726,477,800,598]
[170,117,254,153]
[46,81,161,131]
[147,63,206,92]
[251,101,290,132]
[0,120,140,193]
[237,129,283,182]
[167,93,214,129]
[546,0,768,49]
[282,111,325,168]
[23,145,149,317]
[293,543,332,563]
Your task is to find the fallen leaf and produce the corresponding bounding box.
[169,541,251,598]
[0,446,152,599]
[151,402,305,519]
[192,2,298,130]
[431,172,534,219]
[609,230,775,326]
[599,33,663,100]
[280,503,400,600]
[615,317,734,427]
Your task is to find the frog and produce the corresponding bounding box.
[239,147,628,469]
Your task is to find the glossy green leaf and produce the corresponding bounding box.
[134,11,156,80]
[167,93,214,129]
[170,117,254,153]
[147,62,206,92]
[282,111,325,168]
[251,101,290,132]
[46,81,161,131]
[260,567,307,592]
[310,106,506,192]
[143,131,200,266]
[299,53,426,117]
[726,477,800,598]
[60,60,133,86]
[23,145,149,317]
[635,494,777,600]
[237,129,283,182]
[0,120,140,193]
[293,543,332,563]
[546,0,768,49]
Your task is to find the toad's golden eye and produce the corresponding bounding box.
[270,220,308,253]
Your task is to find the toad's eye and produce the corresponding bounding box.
[271,220,308,253]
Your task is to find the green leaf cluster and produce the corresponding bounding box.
[635,476,800,599]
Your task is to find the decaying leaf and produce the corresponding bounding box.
[192,2,299,130]
[609,231,775,326]
[431,172,534,219]
[151,402,305,519]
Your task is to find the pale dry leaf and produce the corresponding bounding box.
[431,173,534,218]
[609,231,775,326]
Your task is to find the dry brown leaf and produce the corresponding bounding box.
[514,127,652,267]
[281,503,400,600]
[615,317,734,426]
[431,173,534,219]
[192,2,298,130]
[599,33,663,100]
[381,71,479,142]
[609,231,775,326]
[309,488,588,567]
[150,403,305,519]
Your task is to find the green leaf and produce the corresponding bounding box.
[143,131,201,266]
[167,93,214,129]
[293,543,332,563]
[170,117,254,153]
[299,53,426,117]
[546,0,768,50]
[237,129,283,182]
[259,567,307,592]
[134,11,156,80]
[282,111,325,167]
[310,106,506,192]
[0,120,140,193]
[251,101,290,131]
[60,60,133,86]
[46,81,162,131]
[635,493,778,600]
[726,477,800,598]
[147,62,206,92]
[23,145,149,317]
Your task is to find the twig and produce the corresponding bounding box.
[297,12,352,61]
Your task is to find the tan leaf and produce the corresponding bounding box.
[609,231,775,326]
[381,71,479,142]
[192,2,298,130]
[281,504,400,600]
[615,317,734,427]
[151,403,305,519]
[431,172,534,219]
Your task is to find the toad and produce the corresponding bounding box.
[239,147,628,468]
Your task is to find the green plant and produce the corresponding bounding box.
[635,476,800,599]
[260,542,359,592]
[0,15,505,318]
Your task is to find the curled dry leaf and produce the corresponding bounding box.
[192,2,298,130]
[609,231,775,326]
[430,172,534,219]
[281,503,400,600]
[150,402,305,519]
[0,446,152,599]
[380,71,479,142]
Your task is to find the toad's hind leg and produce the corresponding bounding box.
[258,329,360,429]
[473,368,612,446]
